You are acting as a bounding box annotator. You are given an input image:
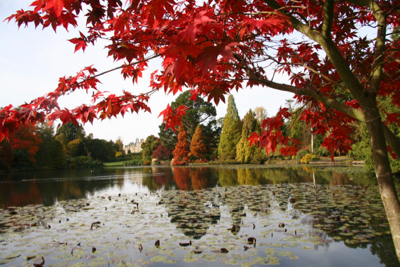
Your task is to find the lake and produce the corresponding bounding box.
[0,166,398,266]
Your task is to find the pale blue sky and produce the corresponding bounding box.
[0,0,293,145]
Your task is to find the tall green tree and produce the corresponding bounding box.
[236,110,263,163]
[49,140,66,169]
[35,122,56,168]
[141,135,161,162]
[35,122,67,168]
[88,139,115,162]
[115,138,124,156]
[218,95,242,160]
[56,122,85,143]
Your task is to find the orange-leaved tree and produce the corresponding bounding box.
[172,126,190,165]
[2,0,400,259]
[189,124,207,162]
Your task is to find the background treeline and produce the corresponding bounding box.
[0,121,125,171]
[135,93,325,166]
[141,93,399,173]
[3,92,398,173]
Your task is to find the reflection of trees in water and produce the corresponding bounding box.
[237,168,268,185]
[218,168,239,186]
[141,167,176,191]
[171,167,219,191]
[161,190,221,239]
[174,167,191,190]
[218,167,329,186]
[370,234,398,267]
[292,182,394,265]
[0,168,123,207]
[152,167,175,190]
[191,168,209,190]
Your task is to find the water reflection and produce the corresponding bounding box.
[0,166,397,266]
[0,166,377,209]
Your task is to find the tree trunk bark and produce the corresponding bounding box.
[364,101,400,261]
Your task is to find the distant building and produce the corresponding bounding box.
[124,138,144,154]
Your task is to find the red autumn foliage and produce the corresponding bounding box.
[9,122,42,163]
[2,0,399,163]
[3,0,400,259]
[152,144,172,161]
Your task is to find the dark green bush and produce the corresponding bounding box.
[124,159,143,166]
[67,156,103,168]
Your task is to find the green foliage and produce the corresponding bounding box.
[301,153,313,164]
[236,109,265,164]
[68,139,83,157]
[115,138,124,154]
[218,95,242,160]
[141,135,161,161]
[123,159,143,166]
[143,160,151,165]
[67,156,103,168]
[87,139,116,162]
[35,122,56,168]
[56,122,85,143]
[49,140,66,169]
[351,121,400,173]
[296,149,310,162]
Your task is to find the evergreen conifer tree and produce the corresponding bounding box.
[218,95,242,160]
[173,126,190,165]
[190,125,207,161]
[236,110,259,163]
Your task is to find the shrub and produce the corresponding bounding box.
[143,160,151,165]
[296,149,310,161]
[67,156,103,168]
[123,159,142,166]
[301,153,313,164]
[69,162,77,169]
[311,154,320,161]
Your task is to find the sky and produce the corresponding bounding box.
[0,0,294,145]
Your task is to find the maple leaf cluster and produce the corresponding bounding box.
[2,0,400,162]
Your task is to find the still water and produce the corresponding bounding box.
[0,166,398,266]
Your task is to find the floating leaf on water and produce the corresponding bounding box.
[302,246,312,250]
[277,251,296,258]
[199,253,218,261]
[150,255,168,262]
[5,253,21,259]
[224,259,238,265]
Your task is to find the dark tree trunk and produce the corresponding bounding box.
[363,99,400,261]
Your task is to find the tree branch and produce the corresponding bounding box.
[383,125,400,160]
[234,53,364,122]
[321,0,334,40]
[369,1,387,94]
